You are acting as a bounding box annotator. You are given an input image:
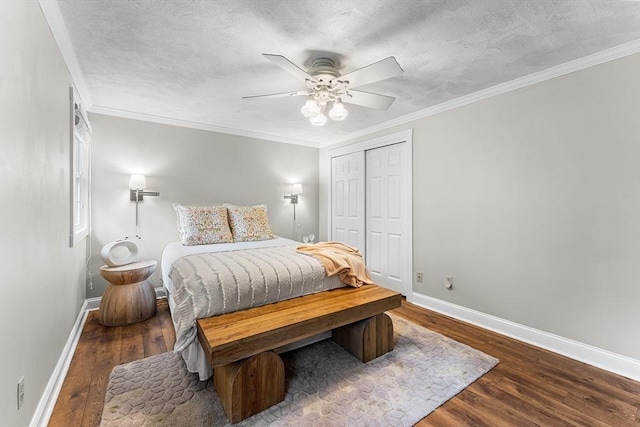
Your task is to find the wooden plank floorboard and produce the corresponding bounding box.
[563,391,639,427]
[456,385,541,427]
[47,298,639,426]
[141,310,168,357]
[391,301,640,426]
[425,397,502,427]
[535,355,640,403]
[467,375,569,427]
[494,373,612,427]
[47,338,97,426]
[120,321,144,364]
[158,302,177,350]
[82,323,122,427]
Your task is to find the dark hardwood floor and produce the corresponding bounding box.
[48,299,640,426]
[48,300,176,427]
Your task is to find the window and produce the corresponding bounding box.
[70,88,91,247]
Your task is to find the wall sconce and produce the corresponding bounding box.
[284,183,303,220]
[129,174,160,230]
[129,174,159,201]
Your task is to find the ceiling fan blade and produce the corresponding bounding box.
[343,90,396,111]
[243,90,309,100]
[262,54,317,83]
[334,56,403,88]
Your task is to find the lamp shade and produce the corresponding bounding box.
[301,99,321,118]
[129,174,147,189]
[292,183,303,195]
[309,112,327,126]
[329,100,348,121]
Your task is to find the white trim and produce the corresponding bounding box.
[411,292,640,382]
[321,39,640,147]
[35,0,317,148]
[85,287,166,311]
[155,287,167,299]
[326,129,414,301]
[89,105,320,148]
[37,3,639,149]
[30,300,90,427]
[37,0,93,109]
[85,296,101,311]
[69,88,91,248]
[32,289,639,425]
[328,129,414,157]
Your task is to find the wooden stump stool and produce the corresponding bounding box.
[98,260,157,326]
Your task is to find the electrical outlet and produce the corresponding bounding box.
[445,276,453,290]
[17,376,24,410]
[416,272,423,283]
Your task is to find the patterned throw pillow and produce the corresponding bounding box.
[224,204,275,242]
[173,204,234,246]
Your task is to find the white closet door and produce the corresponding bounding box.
[366,143,409,295]
[331,151,366,254]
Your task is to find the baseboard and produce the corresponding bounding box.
[85,296,101,311]
[31,287,168,426]
[32,289,638,426]
[85,287,166,311]
[411,292,640,382]
[30,300,90,427]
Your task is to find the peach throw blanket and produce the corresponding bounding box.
[297,241,375,288]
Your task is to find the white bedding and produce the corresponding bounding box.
[161,237,298,295]
[161,237,343,380]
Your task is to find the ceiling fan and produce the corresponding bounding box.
[243,54,404,126]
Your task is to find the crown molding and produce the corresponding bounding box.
[322,39,640,148]
[89,105,320,147]
[38,0,94,109]
[38,1,317,147]
[38,2,638,150]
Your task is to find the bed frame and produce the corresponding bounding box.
[197,284,402,423]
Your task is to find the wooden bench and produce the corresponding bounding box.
[197,284,402,423]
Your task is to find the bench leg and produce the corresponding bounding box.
[213,351,285,424]
[332,312,395,362]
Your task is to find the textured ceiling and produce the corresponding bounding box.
[54,0,640,146]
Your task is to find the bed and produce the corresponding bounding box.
[162,203,389,381]
[161,236,347,380]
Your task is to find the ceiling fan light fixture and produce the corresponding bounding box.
[329,100,348,121]
[309,112,327,126]
[301,98,321,118]
[246,54,404,127]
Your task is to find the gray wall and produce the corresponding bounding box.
[320,54,640,359]
[88,114,320,298]
[0,2,87,425]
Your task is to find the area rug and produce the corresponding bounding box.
[100,313,498,427]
